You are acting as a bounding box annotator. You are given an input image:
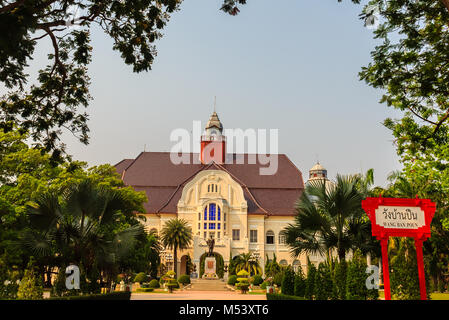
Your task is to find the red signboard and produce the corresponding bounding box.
[362,197,436,300]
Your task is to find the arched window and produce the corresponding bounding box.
[149,228,158,236]
[279,259,288,267]
[292,260,300,272]
[203,203,222,232]
[279,231,286,245]
[266,230,275,244]
[209,203,216,221]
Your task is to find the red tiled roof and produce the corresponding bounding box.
[115,152,303,216]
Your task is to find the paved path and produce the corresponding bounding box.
[131,290,266,300]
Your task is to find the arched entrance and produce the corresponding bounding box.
[180,255,189,275]
[199,252,224,278]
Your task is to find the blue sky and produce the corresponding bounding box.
[31,0,402,187]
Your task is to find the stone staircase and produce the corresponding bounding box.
[190,279,229,291]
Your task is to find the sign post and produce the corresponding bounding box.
[362,197,436,300]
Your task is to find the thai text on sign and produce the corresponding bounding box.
[375,206,425,229]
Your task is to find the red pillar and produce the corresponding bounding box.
[415,238,427,300]
[380,238,391,300]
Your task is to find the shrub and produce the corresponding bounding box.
[178,274,191,285]
[266,293,305,300]
[136,288,154,293]
[148,279,160,289]
[260,281,268,290]
[314,262,333,300]
[252,274,263,286]
[334,259,347,300]
[166,279,179,293]
[305,262,317,300]
[294,266,306,298]
[273,272,283,287]
[17,258,43,300]
[346,250,368,300]
[281,267,295,296]
[50,292,131,300]
[227,275,237,286]
[236,270,250,294]
[134,272,148,284]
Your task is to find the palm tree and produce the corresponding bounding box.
[23,179,144,288]
[234,253,262,275]
[160,218,192,276]
[284,174,375,262]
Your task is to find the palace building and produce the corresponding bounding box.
[114,111,328,276]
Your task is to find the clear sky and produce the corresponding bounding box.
[32,0,403,187]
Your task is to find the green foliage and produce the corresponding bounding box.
[260,281,268,290]
[148,279,160,289]
[227,275,237,286]
[294,266,306,298]
[49,292,131,300]
[334,259,348,300]
[283,174,378,262]
[281,267,295,296]
[345,250,368,300]
[305,261,317,300]
[314,262,334,300]
[17,258,43,300]
[178,274,191,285]
[0,264,20,300]
[233,253,262,276]
[264,254,281,278]
[273,272,283,287]
[136,288,154,293]
[252,274,263,286]
[134,272,148,284]
[266,293,306,300]
[160,219,192,276]
[390,239,429,300]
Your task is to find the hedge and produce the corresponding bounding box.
[266,293,305,300]
[49,292,131,300]
[135,288,154,293]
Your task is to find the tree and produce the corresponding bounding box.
[294,265,306,298]
[304,260,316,300]
[333,259,347,300]
[281,266,295,296]
[17,258,43,300]
[264,253,281,278]
[345,250,368,300]
[160,218,192,276]
[233,253,262,276]
[22,178,146,290]
[314,262,333,300]
[284,174,376,262]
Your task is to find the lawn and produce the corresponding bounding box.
[379,290,449,300]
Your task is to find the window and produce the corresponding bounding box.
[266,230,275,244]
[209,203,216,221]
[209,223,216,230]
[279,231,286,245]
[217,232,220,239]
[217,223,221,230]
[203,232,207,239]
[218,206,221,220]
[204,223,207,229]
[232,229,240,241]
[250,230,258,243]
[198,223,200,230]
[292,260,300,272]
[198,212,201,221]
[204,207,207,220]
[209,232,215,239]
[279,259,288,267]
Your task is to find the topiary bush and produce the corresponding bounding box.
[252,274,263,286]
[305,261,317,300]
[178,274,191,285]
[314,262,333,300]
[346,250,368,300]
[260,281,268,290]
[236,270,250,294]
[134,272,148,284]
[334,259,347,300]
[281,267,295,296]
[227,275,237,286]
[294,266,306,298]
[148,279,160,289]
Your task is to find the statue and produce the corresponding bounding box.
[206,236,215,257]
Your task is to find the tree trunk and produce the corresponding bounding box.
[173,248,178,276]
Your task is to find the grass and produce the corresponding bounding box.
[378,290,449,300]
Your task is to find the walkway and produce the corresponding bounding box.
[131,290,266,300]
